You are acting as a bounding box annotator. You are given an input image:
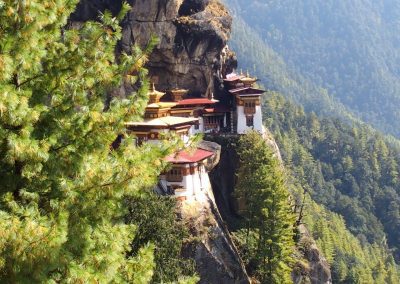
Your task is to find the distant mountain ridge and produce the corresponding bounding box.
[224,0,400,137]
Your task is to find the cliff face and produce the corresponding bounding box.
[71,0,234,97]
[72,1,331,283]
[207,134,332,284]
[180,170,250,284]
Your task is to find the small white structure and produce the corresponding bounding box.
[224,71,265,134]
[236,104,263,134]
[229,87,265,134]
[156,148,214,201]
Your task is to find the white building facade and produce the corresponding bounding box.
[156,148,214,201]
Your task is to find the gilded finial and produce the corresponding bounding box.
[152,82,155,92]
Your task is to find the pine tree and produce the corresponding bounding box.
[125,193,198,283]
[235,131,295,284]
[0,1,171,282]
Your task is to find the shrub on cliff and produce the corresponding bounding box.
[126,193,198,283]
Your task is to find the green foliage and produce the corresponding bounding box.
[226,0,400,137]
[263,92,400,282]
[126,192,198,283]
[234,131,295,283]
[304,199,400,283]
[0,1,173,282]
[226,3,356,130]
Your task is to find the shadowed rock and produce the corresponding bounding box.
[72,0,232,97]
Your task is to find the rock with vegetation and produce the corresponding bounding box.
[125,193,199,283]
[72,0,232,97]
[233,131,296,283]
[207,133,333,284]
[180,185,251,284]
[293,225,332,284]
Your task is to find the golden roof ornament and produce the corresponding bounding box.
[148,83,165,104]
[240,70,257,86]
[170,87,189,102]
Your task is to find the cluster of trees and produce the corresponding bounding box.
[226,0,400,137]
[0,1,196,283]
[302,199,399,283]
[233,132,295,283]
[263,92,400,281]
[126,193,197,283]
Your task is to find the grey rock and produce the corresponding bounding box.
[72,0,232,97]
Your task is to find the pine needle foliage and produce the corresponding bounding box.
[126,193,198,284]
[234,131,295,284]
[0,1,172,282]
[264,91,400,282]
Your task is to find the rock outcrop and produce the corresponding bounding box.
[71,0,232,97]
[293,225,332,284]
[179,140,250,283]
[181,186,250,284]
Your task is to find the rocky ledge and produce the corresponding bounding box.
[72,0,234,97]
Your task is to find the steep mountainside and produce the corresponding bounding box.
[225,0,400,137]
[264,92,400,282]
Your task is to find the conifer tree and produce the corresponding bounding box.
[0,1,171,282]
[235,131,295,283]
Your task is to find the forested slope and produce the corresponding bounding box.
[226,0,400,137]
[226,9,356,126]
[263,92,400,281]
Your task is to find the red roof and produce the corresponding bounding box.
[177,98,216,106]
[166,148,214,164]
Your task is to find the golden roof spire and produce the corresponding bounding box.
[148,83,165,104]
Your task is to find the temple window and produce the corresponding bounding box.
[204,116,219,131]
[244,101,256,115]
[166,168,183,182]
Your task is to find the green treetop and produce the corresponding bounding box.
[0,1,173,282]
[234,131,295,284]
